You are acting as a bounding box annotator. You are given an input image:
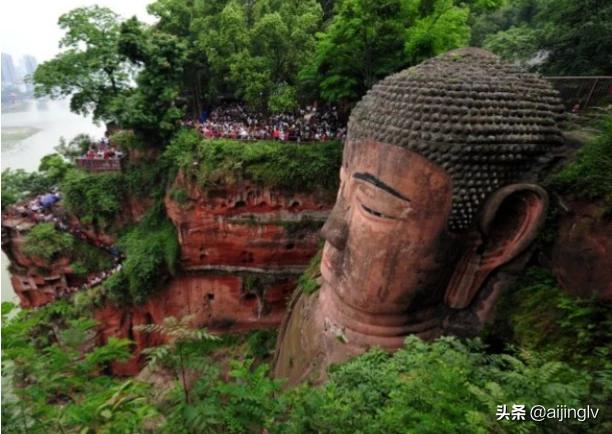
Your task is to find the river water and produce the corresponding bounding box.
[1,99,103,303]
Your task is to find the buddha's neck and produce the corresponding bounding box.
[318,283,444,349]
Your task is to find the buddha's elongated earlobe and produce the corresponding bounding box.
[444,184,548,309]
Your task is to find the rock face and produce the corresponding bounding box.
[2,218,88,308]
[2,167,333,375]
[93,172,333,374]
[96,273,298,375]
[165,170,331,270]
[551,200,612,300]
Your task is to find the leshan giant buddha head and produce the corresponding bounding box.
[274,48,564,386]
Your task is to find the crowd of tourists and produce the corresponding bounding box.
[81,136,124,160]
[61,262,123,296]
[186,103,346,142]
[8,193,123,293]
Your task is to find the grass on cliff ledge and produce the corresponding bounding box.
[164,129,342,193]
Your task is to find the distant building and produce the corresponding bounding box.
[22,55,37,76]
[1,53,18,86]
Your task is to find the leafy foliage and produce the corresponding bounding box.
[550,115,612,210]
[32,6,133,122]
[475,0,612,74]
[21,223,113,272]
[1,301,156,434]
[165,129,342,193]
[277,337,598,434]
[297,248,322,295]
[138,315,219,404]
[1,169,52,210]
[114,16,187,143]
[60,169,126,228]
[302,0,485,105]
[103,203,179,304]
[22,223,74,262]
[54,133,93,160]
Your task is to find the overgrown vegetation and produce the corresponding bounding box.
[1,301,156,434]
[22,223,73,262]
[61,170,126,228]
[165,129,342,193]
[1,169,50,210]
[297,248,322,295]
[550,115,612,211]
[103,203,179,304]
[4,279,611,434]
[21,223,113,274]
[474,0,612,75]
[1,153,71,210]
[487,268,612,371]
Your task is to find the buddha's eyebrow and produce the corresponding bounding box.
[353,172,410,202]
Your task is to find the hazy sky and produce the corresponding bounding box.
[1,0,155,63]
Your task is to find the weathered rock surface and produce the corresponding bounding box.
[93,175,333,374]
[3,172,333,374]
[165,170,331,269]
[2,219,83,308]
[551,200,612,300]
[96,273,297,375]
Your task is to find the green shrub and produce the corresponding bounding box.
[22,223,73,262]
[61,169,126,227]
[169,187,189,204]
[297,248,322,295]
[124,160,169,199]
[277,337,594,434]
[110,129,145,151]
[54,133,92,160]
[550,115,612,210]
[104,203,179,304]
[1,168,53,210]
[38,153,72,184]
[71,238,114,274]
[1,301,156,434]
[246,329,277,359]
[22,223,113,270]
[490,267,612,370]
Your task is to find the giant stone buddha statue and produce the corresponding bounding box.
[273,48,564,386]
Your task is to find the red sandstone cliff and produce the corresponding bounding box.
[93,172,333,374]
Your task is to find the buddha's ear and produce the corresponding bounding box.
[444,184,548,309]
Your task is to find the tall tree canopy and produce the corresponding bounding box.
[300,0,501,106]
[33,6,133,123]
[478,0,612,75]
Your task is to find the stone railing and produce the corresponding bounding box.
[75,156,123,172]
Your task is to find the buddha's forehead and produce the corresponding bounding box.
[345,48,564,231]
[343,138,452,207]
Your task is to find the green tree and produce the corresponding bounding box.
[33,6,132,122]
[114,16,187,143]
[477,0,612,74]
[54,134,93,161]
[302,0,487,106]
[1,169,52,210]
[137,315,219,404]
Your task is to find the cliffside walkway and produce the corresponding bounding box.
[2,194,124,298]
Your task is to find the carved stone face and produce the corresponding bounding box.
[273,48,560,386]
[320,139,456,322]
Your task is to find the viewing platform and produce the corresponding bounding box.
[75,155,124,172]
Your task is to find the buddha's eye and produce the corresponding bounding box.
[361,204,391,219]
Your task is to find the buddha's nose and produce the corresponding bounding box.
[321,202,349,251]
